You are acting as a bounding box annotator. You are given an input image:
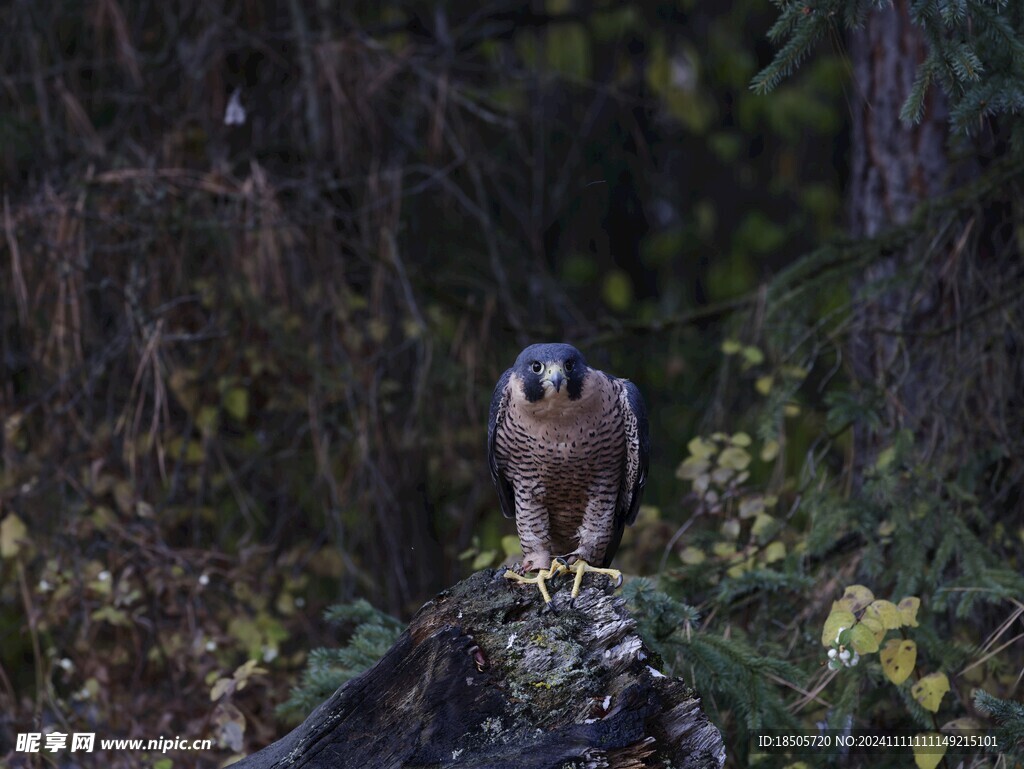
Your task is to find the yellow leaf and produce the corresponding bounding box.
[679,546,705,565]
[676,456,710,480]
[875,446,896,470]
[859,611,883,635]
[751,513,776,543]
[91,606,130,627]
[865,600,902,630]
[211,701,246,752]
[367,319,389,343]
[501,535,522,558]
[712,542,737,558]
[912,733,946,769]
[741,346,764,365]
[783,403,801,417]
[838,585,875,613]
[762,541,786,564]
[210,677,234,702]
[726,556,755,578]
[738,496,765,518]
[898,596,921,627]
[687,437,717,459]
[730,432,752,447]
[755,375,774,395]
[717,446,751,470]
[880,639,917,685]
[721,518,741,540]
[911,672,950,712]
[781,364,808,380]
[721,339,743,355]
[940,717,983,734]
[0,514,29,559]
[710,466,734,486]
[822,609,856,646]
[760,439,780,461]
[472,551,496,570]
[197,405,220,435]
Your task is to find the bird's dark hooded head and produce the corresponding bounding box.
[513,343,589,402]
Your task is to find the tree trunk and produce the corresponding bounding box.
[847,0,954,473]
[232,570,725,769]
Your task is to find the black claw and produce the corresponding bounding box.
[468,644,488,671]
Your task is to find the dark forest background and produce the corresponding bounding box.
[1,1,1022,767]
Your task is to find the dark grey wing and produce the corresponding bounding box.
[487,368,516,519]
[617,378,649,526]
[602,377,649,567]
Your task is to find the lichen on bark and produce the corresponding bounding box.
[233,569,725,769]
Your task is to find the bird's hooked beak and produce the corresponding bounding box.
[543,363,566,393]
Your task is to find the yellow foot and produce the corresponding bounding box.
[503,561,560,604]
[553,559,624,599]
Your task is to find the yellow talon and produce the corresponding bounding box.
[504,563,558,604]
[565,560,623,599]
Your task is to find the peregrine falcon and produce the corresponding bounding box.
[487,343,649,603]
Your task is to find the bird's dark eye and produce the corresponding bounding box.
[565,359,574,373]
[531,361,543,374]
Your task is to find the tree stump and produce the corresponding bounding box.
[233,569,725,768]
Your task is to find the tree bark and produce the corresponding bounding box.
[847,0,954,473]
[232,570,725,769]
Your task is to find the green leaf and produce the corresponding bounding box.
[197,405,220,435]
[545,21,590,80]
[602,270,633,311]
[848,623,880,654]
[223,387,249,421]
[822,609,855,647]
[875,445,896,470]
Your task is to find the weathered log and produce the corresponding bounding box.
[233,569,725,769]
